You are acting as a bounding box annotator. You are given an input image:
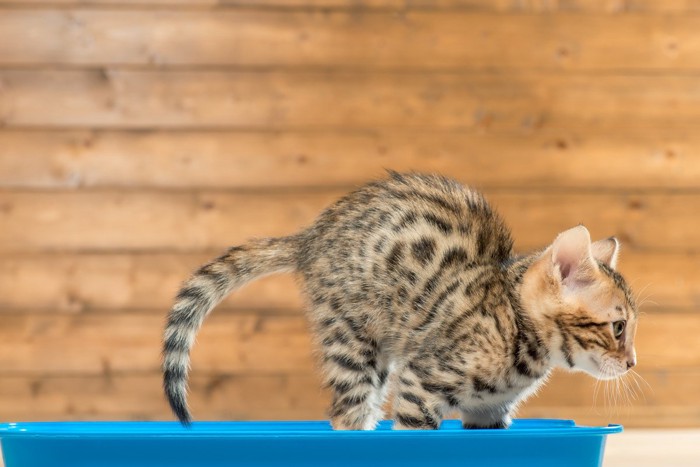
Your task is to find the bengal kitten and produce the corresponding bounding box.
[163,172,638,430]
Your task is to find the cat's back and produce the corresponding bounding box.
[302,172,513,266]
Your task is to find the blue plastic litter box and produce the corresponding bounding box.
[0,418,621,467]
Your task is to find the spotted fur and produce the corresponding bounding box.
[163,172,638,429]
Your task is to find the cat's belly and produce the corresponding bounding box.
[460,372,549,409]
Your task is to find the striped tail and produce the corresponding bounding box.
[162,236,298,425]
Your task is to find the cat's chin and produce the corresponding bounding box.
[585,356,629,380]
[569,355,627,381]
[575,366,624,381]
[592,371,624,381]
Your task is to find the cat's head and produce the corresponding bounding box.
[523,225,638,380]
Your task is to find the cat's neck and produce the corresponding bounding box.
[502,251,541,283]
[506,249,579,373]
[503,251,558,375]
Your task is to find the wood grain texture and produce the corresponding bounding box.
[0,190,696,252]
[0,129,696,189]
[0,250,689,313]
[0,253,304,313]
[1,10,698,70]
[0,313,313,374]
[4,70,700,129]
[0,311,694,375]
[0,190,337,252]
[0,374,326,421]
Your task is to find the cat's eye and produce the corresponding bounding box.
[612,320,626,338]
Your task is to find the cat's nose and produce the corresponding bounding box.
[626,357,636,369]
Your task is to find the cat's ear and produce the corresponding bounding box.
[550,225,598,288]
[591,237,620,269]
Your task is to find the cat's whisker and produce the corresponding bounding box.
[627,375,640,402]
[601,363,616,416]
[627,370,641,391]
[617,375,628,405]
[605,380,614,416]
[638,288,656,300]
[628,371,646,401]
[625,374,640,406]
[621,374,637,405]
[637,294,657,308]
[617,378,626,412]
[638,287,655,301]
[617,377,626,409]
[602,378,609,412]
[635,285,658,312]
[608,364,627,414]
[637,298,658,308]
[634,283,653,305]
[630,369,654,394]
[615,378,625,415]
[625,376,635,402]
[637,293,655,306]
[592,376,603,413]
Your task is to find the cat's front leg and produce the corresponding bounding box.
[460,404,512,429]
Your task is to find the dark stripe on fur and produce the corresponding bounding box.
[472,376,498,394]
[411,237,437,266]
[414,280,461,330]
[327,353,366,372]
[422,213,453,235]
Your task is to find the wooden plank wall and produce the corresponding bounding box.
[0,0,698,428]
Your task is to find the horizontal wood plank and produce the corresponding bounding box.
[0,369,696,427]
[0,129,697,189]
[0,373,326,421]
[1,10,699,70]
[0,313,313,374]
[0,190,697,252]
[0,311,694,375]
[4,70,700,129]
[0,253,305,312]
[0,1,696,14]
[0,250,691,313]
[0,190,337,252]
[0,252,304,314]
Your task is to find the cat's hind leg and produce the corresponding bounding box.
[391,362,445,430]
[312,305,389,430]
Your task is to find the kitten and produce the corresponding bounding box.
[163,172,638,430]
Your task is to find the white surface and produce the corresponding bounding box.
[605,430,700,466]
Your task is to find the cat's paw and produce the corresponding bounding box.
[461,411,512,430]
[462,420,509,430]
